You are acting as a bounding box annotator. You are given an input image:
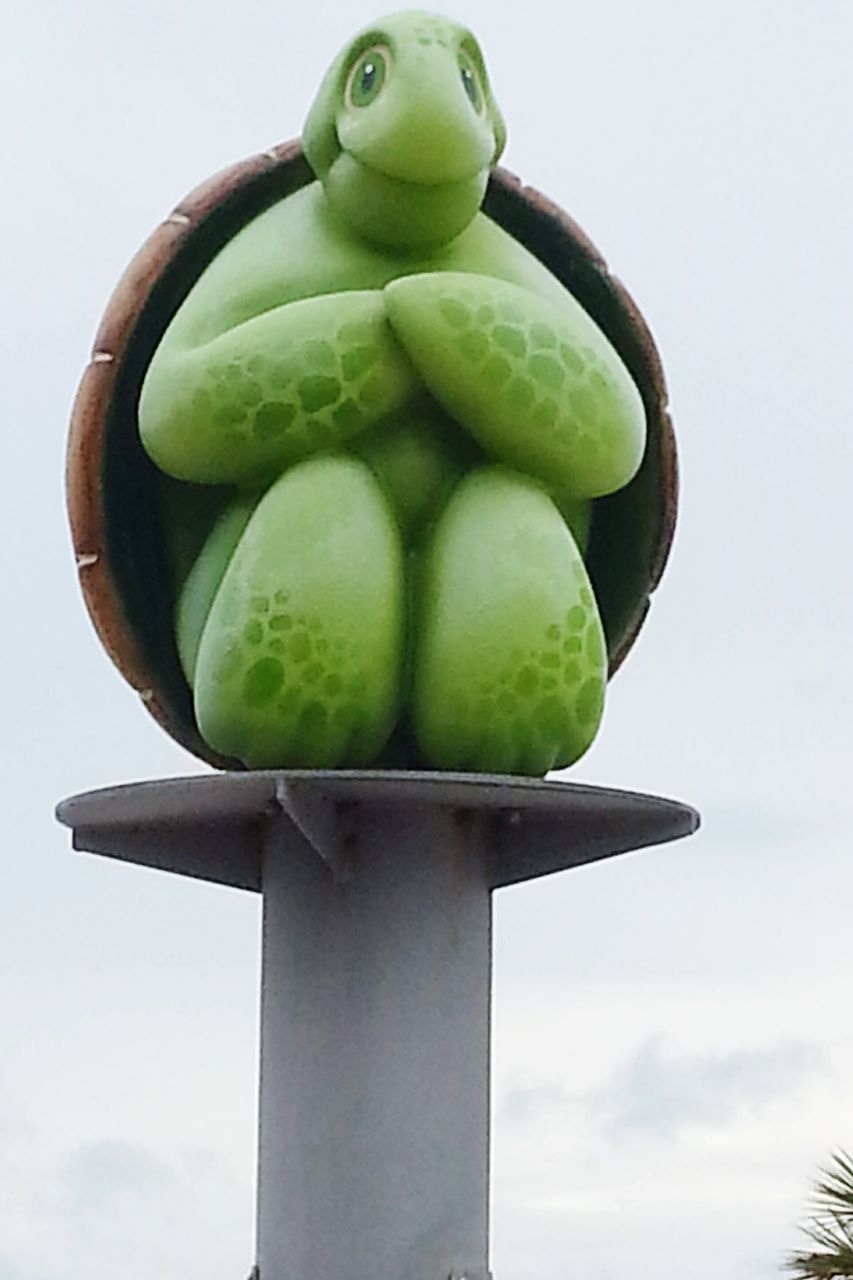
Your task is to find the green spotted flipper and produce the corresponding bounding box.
[140,291,418,486]
[193,457,404,768]
[385,272,646,499]
[414,468,606,774]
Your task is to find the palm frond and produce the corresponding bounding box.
[785,1151,853,1279]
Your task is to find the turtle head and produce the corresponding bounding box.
[303,11,506,251]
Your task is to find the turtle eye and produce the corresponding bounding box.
[458,51,484,114]
[347,45,390,109]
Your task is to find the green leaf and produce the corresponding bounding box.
[785,1151,853,1279]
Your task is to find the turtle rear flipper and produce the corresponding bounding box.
[413,467,606,775]
[175,493,257,683]
[193,456,404,769]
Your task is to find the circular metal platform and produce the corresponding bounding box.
[56,770,699,891]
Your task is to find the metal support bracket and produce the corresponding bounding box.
[274,776,354,881]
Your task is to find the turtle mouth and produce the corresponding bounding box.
[322,146,490,249]
[340,142,487,190]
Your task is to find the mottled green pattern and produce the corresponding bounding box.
[385,272,646,498]
[414,468,606,774]
[140,291,417,486]
[194,458,403,768]
[134,12,649,775]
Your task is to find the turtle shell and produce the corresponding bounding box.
[67,140,677,770]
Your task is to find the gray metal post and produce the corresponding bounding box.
[258,804,491,1279]
[56,770,699,1279]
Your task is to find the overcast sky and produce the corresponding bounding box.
[2,0,853,1277]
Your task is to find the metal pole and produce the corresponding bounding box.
[56,770,700,1279]
[258,803,492,1280]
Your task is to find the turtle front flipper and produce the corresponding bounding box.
[384,272,646,499]
[413,466,606,775]
[139,290,418,487]
[192,456,404,769]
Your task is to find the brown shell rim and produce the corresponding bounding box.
[66,139,677,768]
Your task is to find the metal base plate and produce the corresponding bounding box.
[56,770,699,892]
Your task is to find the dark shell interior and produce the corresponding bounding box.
[68,143,676,769]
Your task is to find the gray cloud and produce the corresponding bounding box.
[499,1036,823,1140]
[61,1139,174,1212]
[500,1081,572,1125]
[0,1128,250,1280]
[589,1036,824,1140]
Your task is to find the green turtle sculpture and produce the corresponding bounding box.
[67,10,678,776]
